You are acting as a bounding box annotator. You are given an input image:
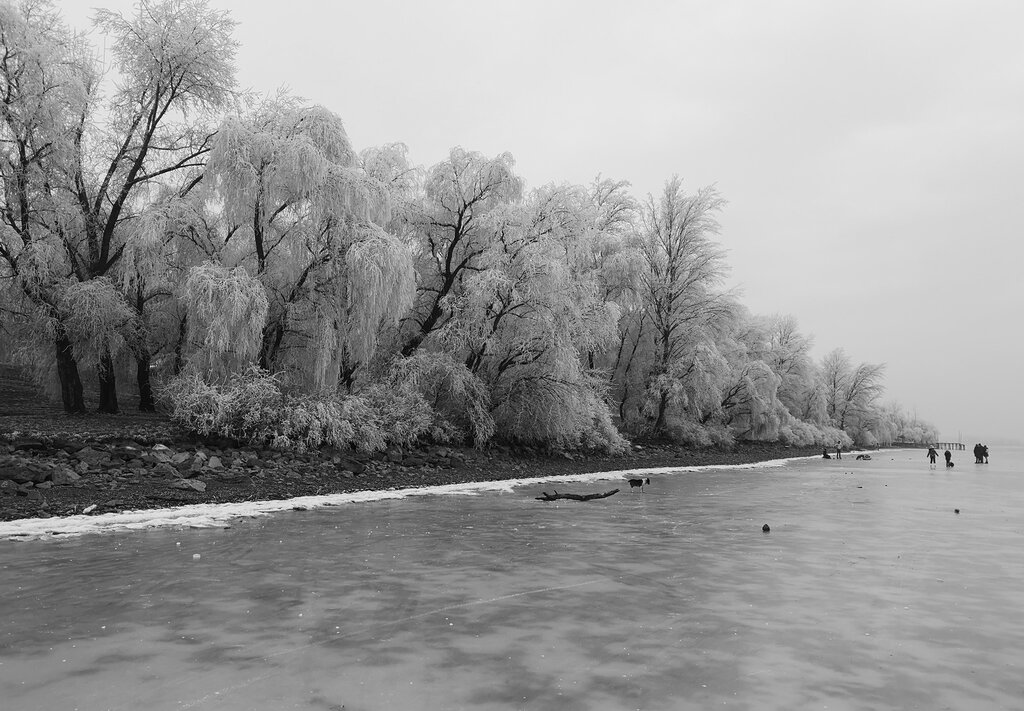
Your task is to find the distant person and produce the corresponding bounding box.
[983,444,989,464]
[836,441,843,460]
[927,447,939,468]
[822,447,832,459]
[944,449,953,468]
[973,443,983,463]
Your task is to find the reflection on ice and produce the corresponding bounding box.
[2,449,1023,710]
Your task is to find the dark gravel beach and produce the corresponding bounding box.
[0,411,818,524]
[0,363,820,524]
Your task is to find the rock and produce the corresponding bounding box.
[762,523,771,532]
[170,478,207,492]
[0,479,17,495]
[82,504,97,514]
[152,444,172,453]
[386,449,403,463]
[11,438,46,451]
[206,456,223,470]
[151,463,179,477]
[51,469,81,486]
[335,458,366,475]
[75,447,109,467]
[35,480,53,489]
[0,460,54,484]
[170,452,191,465]
[401,456,427,468]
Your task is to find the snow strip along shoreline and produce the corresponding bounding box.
[0,454,822,541]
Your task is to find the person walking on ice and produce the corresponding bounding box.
[944,449,953,468]
[927,446,939,469]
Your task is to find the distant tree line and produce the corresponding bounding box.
[0,0,937,452]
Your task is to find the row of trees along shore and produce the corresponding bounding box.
[0,0,938,453]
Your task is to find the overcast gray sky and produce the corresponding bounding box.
[64,0,1024,442]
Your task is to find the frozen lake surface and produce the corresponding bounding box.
[2,448,1023,710]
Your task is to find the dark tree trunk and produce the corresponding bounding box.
[136,352,155,412]
[260,322,284,371]
[653,389,670,434]
[96,349,118,414]
[535,488,620,502]
[172,315,187,375]
[55,330,85,414]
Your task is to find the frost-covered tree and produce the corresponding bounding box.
[203,96,413,389]
[0,0,238,412]
[623,177,733,435]
[401,147,522,356]
[432,182,624,450]
[821,347,886,439]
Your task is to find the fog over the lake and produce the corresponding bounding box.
[64,0,1024,442]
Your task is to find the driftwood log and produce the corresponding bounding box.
[535,488,620,502]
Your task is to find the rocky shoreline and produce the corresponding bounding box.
[0,421,821,524]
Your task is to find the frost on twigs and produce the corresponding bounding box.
[58,278,139,363]
[183,262,268,379]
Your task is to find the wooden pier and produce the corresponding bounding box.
[935,442,965,451]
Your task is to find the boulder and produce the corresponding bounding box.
[50,469,82,486]
[75,447,109,467]
[170,478,207,492]
[151,462,179,478]
[335,458,366,475]
[0,459,55,484]
[10,439,46,452]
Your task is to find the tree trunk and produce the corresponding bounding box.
[260,319,285,371]
[535,488,620,501]
[653,389,670,433]
[55,330,85,414]
[97,348,119,414]
[136,352,155,412]
[172,315,187,375]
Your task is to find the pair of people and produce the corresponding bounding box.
[972,443,990,463]
[926,446,953,468]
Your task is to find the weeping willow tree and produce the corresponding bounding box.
[196,94,414,390]
[181,262,268,379]
[429,183,626,451]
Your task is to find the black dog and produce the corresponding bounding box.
[628,477,650,492]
